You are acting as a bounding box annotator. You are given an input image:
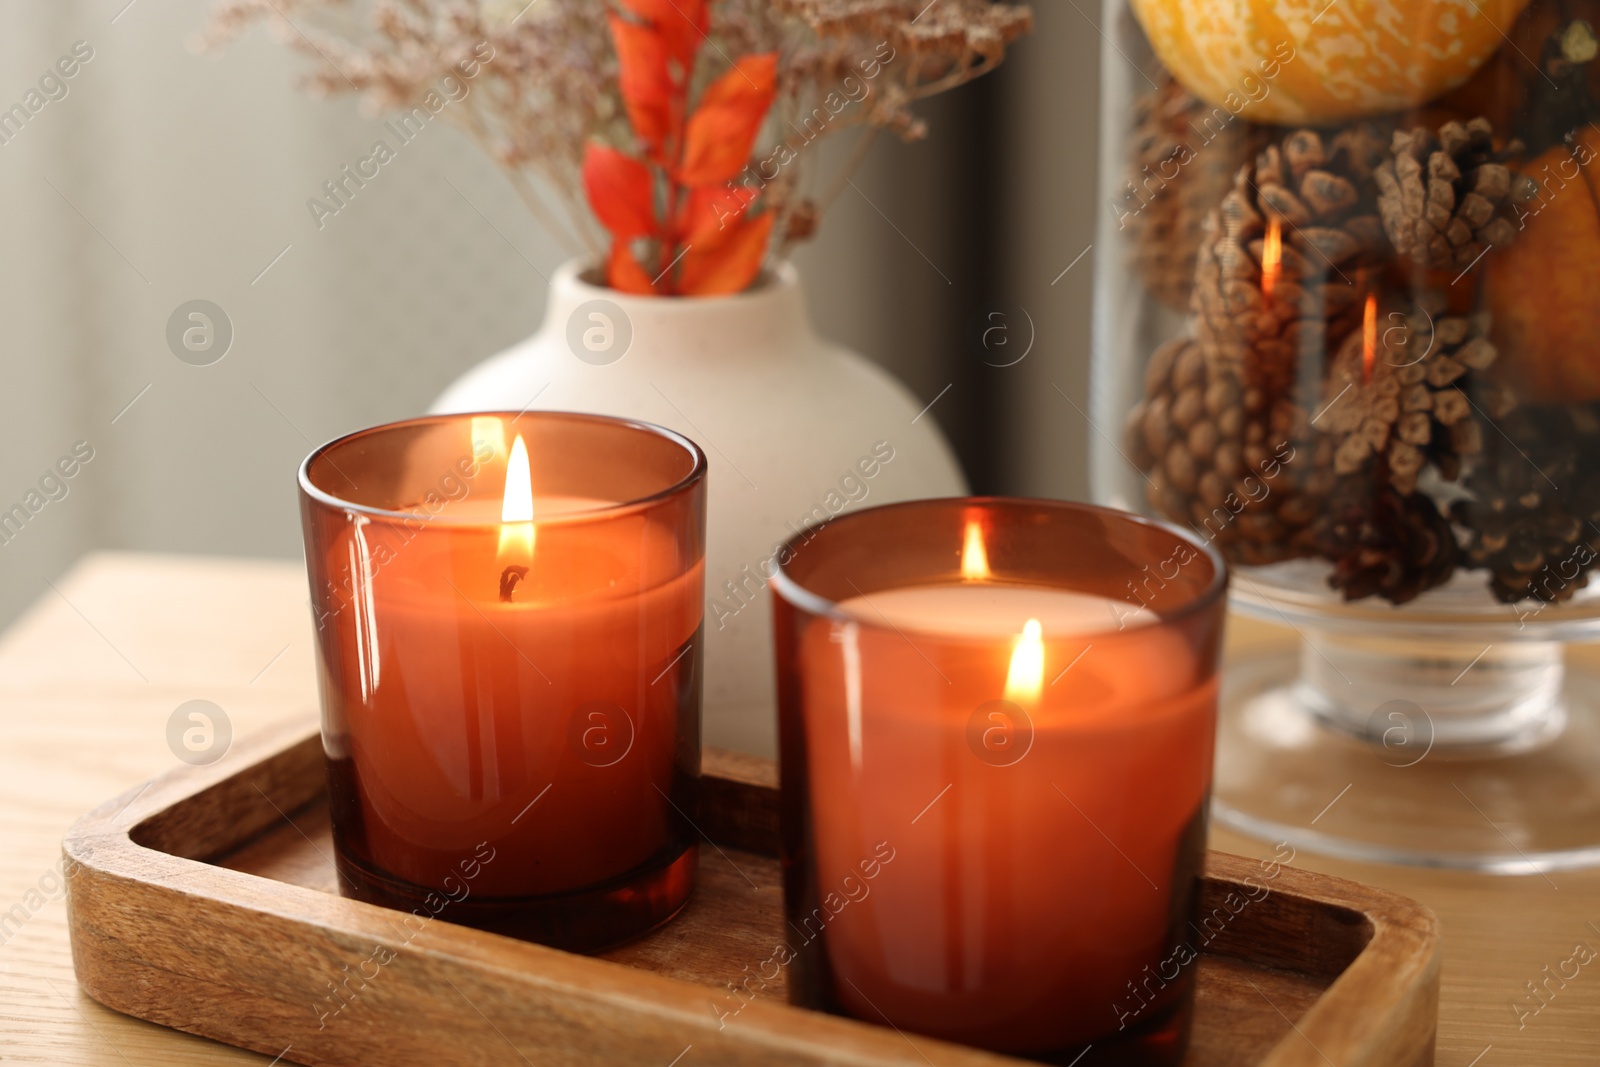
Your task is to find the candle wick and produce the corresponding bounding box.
[499,565,530,603]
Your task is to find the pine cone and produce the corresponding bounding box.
[1130,119,1600,607]
[1374,118,1522,273]
[1132,124,1402,573]
[1317,297,1506,495]
[1192,125,1392,406]
[1452,404,1600,603]
[1318,482,1459,604]
[1122,76,1262,310]
[1126,337,1328,566]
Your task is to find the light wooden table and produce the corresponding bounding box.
[1,552,1595,1065]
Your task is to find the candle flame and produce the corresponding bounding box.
[499,434,535,559]
[961,520,991,581]
[1361,292,1377,383]
[1004,619,1045,704]
[1261,217,1282,299]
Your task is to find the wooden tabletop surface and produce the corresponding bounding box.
[1,552,1595,1065]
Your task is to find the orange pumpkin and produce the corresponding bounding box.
[1130,0,1533,125]
[1483,126,1600,402]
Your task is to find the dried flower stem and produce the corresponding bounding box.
[199,0,1030,259]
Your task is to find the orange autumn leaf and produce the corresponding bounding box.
[677,53,778,186]
[610,14,673,156]
[607,240,658,295]
[620,0,708,71]
[678,212,774,296]
[675,184,754,250]
[583,144,657,239]
[589,17,776,297]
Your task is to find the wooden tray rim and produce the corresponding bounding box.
[64,717,1440,1067]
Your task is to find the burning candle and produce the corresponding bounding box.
[772,500,1226,1061]
[1362,290,1379,383]
[299,412,707,950]
[1261,215,1283,299]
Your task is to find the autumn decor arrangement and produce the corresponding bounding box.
[1095,0,1600,872]
[1108,0,1600,608]
[202,0,1030,761]
[201,0,1032,295]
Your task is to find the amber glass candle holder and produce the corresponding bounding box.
[299,412,706,951]
[770,498,1227,1064]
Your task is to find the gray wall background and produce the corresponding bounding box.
[0,0,1099,628]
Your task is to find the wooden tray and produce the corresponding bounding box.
[64,718,1440,1067]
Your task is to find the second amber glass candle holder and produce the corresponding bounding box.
[771,498,1227,1064]
[299,412,706,951]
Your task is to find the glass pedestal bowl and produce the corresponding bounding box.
[1215,564,1600,873]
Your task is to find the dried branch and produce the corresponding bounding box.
[197,0,1031,254]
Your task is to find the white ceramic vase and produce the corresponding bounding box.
[431,260,968,756]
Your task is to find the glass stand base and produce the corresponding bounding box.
[1213,648,1600,873]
